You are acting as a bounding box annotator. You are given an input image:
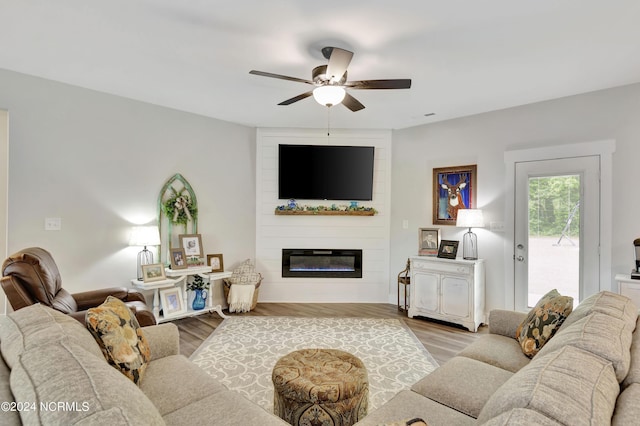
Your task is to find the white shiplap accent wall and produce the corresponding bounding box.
[256,128,392,303]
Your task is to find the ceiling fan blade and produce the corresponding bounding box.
[278,91,314,106]
[342,93,365,112]
[325,48,354,83]
[345,79,412,90]
[249,70,313,85]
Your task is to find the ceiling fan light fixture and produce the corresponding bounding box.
[313,85,345,107]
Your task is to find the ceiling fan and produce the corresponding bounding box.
[249,47,411,112]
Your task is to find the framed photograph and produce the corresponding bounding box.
[207,254,224,272]
[433,164,477,225]
[141,263,167,282]
[437,240,459,259]
[169,248,187,270]
[179,234,203,258]
[159,287,186,318]
[419,228,440,256]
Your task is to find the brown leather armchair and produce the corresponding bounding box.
[1,247,156,326]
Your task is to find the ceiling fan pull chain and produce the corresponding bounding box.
[327,106,331,138]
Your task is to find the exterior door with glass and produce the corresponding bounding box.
[514,156,600,311]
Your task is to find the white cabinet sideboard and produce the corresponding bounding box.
[615,274,640,309]
[408,256,485,332]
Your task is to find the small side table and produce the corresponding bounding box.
[615,274,640,309]
[131,266,232,323]
[397,258,411,312]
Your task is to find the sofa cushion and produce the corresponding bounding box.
[622,316,640,389]
[515,289,573,358]
[86,296,151,385]
[560,290,638,332]
[163,390,289,426]
[140,354,227,416]
[480,408,562,425]
[10,339,164,425]
[611,383,640,426]
[536,312,632,382]
[346,390,475,426]
[477,345,619,425]
[612,383,640,426]
[411,356,512,418]
[0,355,20,426]
[0,303,103,369]
[456,334,530,373]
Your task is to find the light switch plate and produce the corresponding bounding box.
[44,217,61,231]
[490,221,504,232]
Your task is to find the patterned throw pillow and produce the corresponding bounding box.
[86,296,151,385]
[515,289,573,358]
[229,258,261,286]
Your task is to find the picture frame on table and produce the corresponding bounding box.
[437,240,459,259]
[433,164,477,225]
[179,234,203,258]
[159,287,186,318]
[418,228,440,256]
[141,263,167,282]
[169,248,187,270]
[207,254,224,273]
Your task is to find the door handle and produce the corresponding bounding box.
[516,256,525,262]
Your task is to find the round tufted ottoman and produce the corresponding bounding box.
[272,348,368,426]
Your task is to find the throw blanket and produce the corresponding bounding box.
[228,284,254,313]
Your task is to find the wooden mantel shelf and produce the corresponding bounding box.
[274,209,376,216]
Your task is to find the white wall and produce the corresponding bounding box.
[391,83,640,312]
[2,67,640,312]
[256,128,392,302]
[0,69,257,298]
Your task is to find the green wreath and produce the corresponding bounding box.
[162,193,198,225]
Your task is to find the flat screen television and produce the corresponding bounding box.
[278,144,375,201]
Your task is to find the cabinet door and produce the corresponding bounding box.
[413,272,439,313]
[441,276,470,318]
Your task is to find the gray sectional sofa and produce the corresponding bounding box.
[1,291,638,425]
[356,291,640,425]
[0,304,288,425]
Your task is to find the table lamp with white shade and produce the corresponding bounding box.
[129,225,161,279]
[456,209,484,260]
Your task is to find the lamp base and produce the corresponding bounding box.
[462,230,478,260]
[137,247,154,280]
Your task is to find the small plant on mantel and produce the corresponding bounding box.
[187,275,209,291]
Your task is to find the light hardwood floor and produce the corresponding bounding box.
[173,303,488,366]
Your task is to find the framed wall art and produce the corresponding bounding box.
[141,263,167,282]
[179,234,203,258]
[437,240,459,259]
[169,248,187,270]
[207,254,224,273]
[159,287,186,318]
[418,228,440,256]
[433,164,477,225]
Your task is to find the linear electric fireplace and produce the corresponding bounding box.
[282,249,363,278]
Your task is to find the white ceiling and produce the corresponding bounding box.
[1,1,639,130]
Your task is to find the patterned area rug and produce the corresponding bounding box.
[190,317,438,413]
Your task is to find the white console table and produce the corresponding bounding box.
[408,256,485,332]
[615,274,640,309]
[131,266,232,323]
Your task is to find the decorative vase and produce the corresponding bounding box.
[192,289,207,311]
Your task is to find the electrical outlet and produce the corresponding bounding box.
[44,217,62,231]
[402,219,409,229]
[490,221,505,232]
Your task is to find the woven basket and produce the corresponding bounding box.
[223,277,262,311]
